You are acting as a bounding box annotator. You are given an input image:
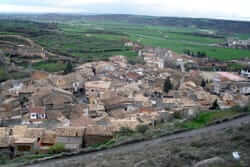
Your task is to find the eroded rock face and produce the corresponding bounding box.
[193,157,227,167]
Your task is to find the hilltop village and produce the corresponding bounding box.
[1,43,250,155]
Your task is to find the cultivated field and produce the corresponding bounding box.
[1,15,250,67]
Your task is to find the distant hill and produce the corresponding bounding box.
[83,14,250,34]
[1,14,250,34]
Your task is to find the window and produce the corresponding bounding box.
[31,113,37,119]
[40,114,46,119]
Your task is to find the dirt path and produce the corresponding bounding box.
[24,115,250,167]
[0,34,74,62]
[0,35,37,47]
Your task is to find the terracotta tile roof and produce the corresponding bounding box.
[139,107,155,113]
[85,81,111,89]
[102,96,133,107]
[217,72,246,82]
[13,125,28,138]
[56,127,86,137]
[29,106,45,114]
[14,137,36,144]
[70,115,96,127]
[41,89,73,106]
[127,72,142,81]
[25,128,45,138]
[86,125,113,136]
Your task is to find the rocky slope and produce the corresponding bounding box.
[21,116,250,167]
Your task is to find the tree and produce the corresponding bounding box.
[183,49,191,56]
[210,99,220,110]
[201,79,206,88]
[64,61,73,74]
[163,77,173,93]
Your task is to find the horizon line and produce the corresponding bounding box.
[0,12,250,22]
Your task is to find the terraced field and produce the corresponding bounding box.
[1,16,250,64]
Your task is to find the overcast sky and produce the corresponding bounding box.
[0,0,250,21]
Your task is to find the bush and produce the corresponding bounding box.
[115,127,134,137]
[231,104,250,113]
[136,125,149,134]
[64,61,73,74]
[128,57,145,65]
[173,111,182,119]
[210,99,220,110]
[48,143,65,154]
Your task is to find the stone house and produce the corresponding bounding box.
[85,126,113,147]
[50,73,85,93]
[29,106,46,121]
[0,127,11,149]
[56,127,86,150]
[85,81,111,98]
[41,130,56,147]
[39,88,74,111]
[14,138,37,152]
[11,126,41,153]
[102,96,135,113]
[109,56,128,68]
[241,69,250,78]
[126,72,143,82]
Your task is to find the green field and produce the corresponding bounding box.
[180,110,239,129]
[32,61,67,73]
[1,17,250,63]
[54,21,250,61]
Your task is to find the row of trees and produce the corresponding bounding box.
[183,49,207,58]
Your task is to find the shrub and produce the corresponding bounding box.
[210,99,220,110]
[48,143,65,154]
[136,125,149,134]
[173,111,182,119]
[231,104,250,113]
[64,61,73,74]
[115,127,134,137]
[128,57,145,65]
